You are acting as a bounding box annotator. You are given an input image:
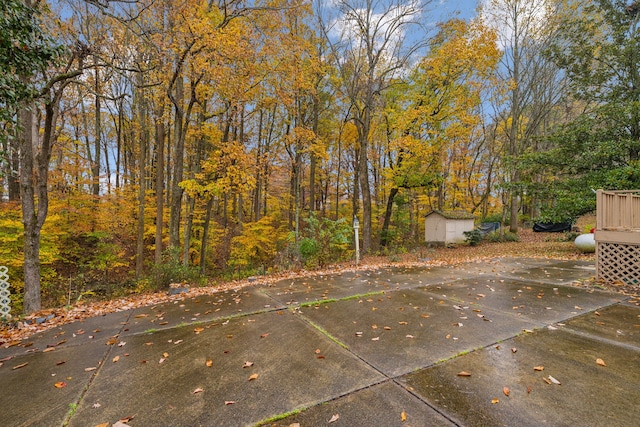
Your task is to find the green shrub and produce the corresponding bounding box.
[463,229,483,246]
[298,213,351,267]
[151,248,201,289]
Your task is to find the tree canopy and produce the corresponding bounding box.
[1,0,638,314]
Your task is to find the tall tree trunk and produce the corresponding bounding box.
[19,106,42,314]
[154,117,165,267]
[309,93,319,212]
[183,195,195,266]
[135,84,147,279]
[92,62,101,196]
[168,75,185,254]
[200,198,214,275]
[358,121,372,254]
[380,187,399,247]
[20,85,63,313]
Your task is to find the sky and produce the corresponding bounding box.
[435,0,481,21]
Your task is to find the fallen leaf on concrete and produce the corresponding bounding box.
[329,414,340,423]
[289,424,300,427]
[511,348,517,353]
[260,333,270,338]
[457,371,472,377]
[93,403,101,408]
[85,367,97,372]
[248,373,259,381]
[491,398,499,404]
[371,337,380,341]
[503,387,510,397]
[206,359,213,367]
[224,401,236,405]
[548,375,561,385]
[12,362,28,370]
[112,356,120,363]
[193,388,204,394]
[596,358,607,367]
[94,423,108,427]
[401,410,407,422]
[534,366,544,371]
[54,381,67,388]
[242,361,254,368]
[194,327,205,334]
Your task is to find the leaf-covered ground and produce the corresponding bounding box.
[3,229,637,347]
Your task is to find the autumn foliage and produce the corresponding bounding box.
[4,0,635,316]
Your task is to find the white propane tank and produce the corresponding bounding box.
[575,233,595,253]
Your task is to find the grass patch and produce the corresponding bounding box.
[297,291,384,308]
[253,408,304,426]
[299,298,338,308]
[305,319,348,349]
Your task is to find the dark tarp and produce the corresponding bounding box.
[533,222,572,232]
[477,222,500,235]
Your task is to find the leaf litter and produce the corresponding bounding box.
[0,229,600,345]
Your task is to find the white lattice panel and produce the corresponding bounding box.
[597,242,640,285]
[0,266,10,319]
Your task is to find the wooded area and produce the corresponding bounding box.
[2,0,640,314]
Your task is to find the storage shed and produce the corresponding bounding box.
[425,210,475,245]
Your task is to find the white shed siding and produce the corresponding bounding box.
[425,211,475,244]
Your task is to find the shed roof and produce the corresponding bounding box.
[425,210,475,220]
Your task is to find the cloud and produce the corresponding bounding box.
[478,0,553,50]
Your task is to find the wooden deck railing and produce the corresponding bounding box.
[596,189,640,231]
[595,189,640,285]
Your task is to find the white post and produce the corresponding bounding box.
[353,217,360,265]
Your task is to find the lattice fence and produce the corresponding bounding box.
[597,242,640,285]
[0,266,10,319]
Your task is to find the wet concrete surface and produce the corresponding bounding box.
[1,257,637,427]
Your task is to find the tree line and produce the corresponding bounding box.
[2,0,639,314]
